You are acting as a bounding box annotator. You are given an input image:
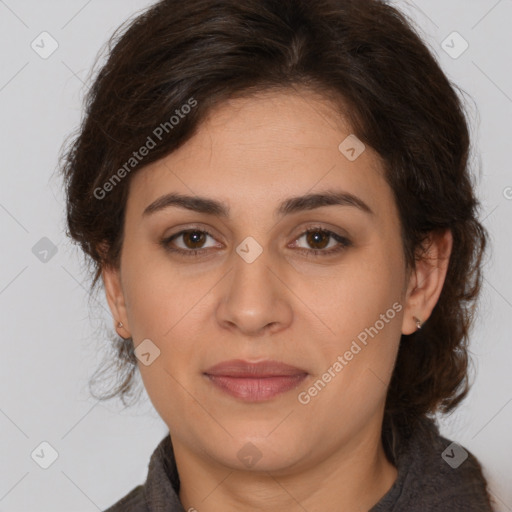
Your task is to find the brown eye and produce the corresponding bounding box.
[161,229,219,255]
[305,230,331,250]
[293,228,351,255]
[161,226,351,258]
[181,230,208,249]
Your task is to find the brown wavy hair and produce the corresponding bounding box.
[60,0,488,447]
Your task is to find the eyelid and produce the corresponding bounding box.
[161,222,222,242]
[162,226,220,250]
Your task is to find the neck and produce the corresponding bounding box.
[174,426,397,512]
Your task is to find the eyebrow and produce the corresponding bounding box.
[142,189,374,219]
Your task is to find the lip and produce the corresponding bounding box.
[204,359,308,402]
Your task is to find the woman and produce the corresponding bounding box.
[60,0,494,510]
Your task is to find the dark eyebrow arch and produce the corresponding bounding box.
[142,189,374,218]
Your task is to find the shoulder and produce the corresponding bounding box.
[102,433,184,512]
[103,484,147,512]
[418,421,493,510]
[374,417,494,511]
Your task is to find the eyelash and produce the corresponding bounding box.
[160,226,352,258]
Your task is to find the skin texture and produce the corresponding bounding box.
[103,89,453,511]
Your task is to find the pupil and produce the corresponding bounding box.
[186,231,204,248]
[307,231,328,249]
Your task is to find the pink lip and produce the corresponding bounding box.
[204,359,308,402]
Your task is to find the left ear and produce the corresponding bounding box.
[401,228,453,335]
[102,264,131,339]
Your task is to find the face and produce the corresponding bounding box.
[103,89,440,475]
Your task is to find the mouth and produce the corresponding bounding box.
[203,359,308,402]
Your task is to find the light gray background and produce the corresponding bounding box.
[0,1,511,510]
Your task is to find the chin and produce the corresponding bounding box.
[209,430,306,473]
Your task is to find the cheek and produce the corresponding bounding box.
[120,248,222,377]
[123,271,171,341]
[121,244,190,339]
[298,301,402,434]
[303,250,403,347]
[303,249,404,398]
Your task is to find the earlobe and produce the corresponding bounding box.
[401,229,453,335]
[102,265,131,338]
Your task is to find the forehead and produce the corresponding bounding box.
[126,89,394,223]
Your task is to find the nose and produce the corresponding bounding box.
[215,247,293,337]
